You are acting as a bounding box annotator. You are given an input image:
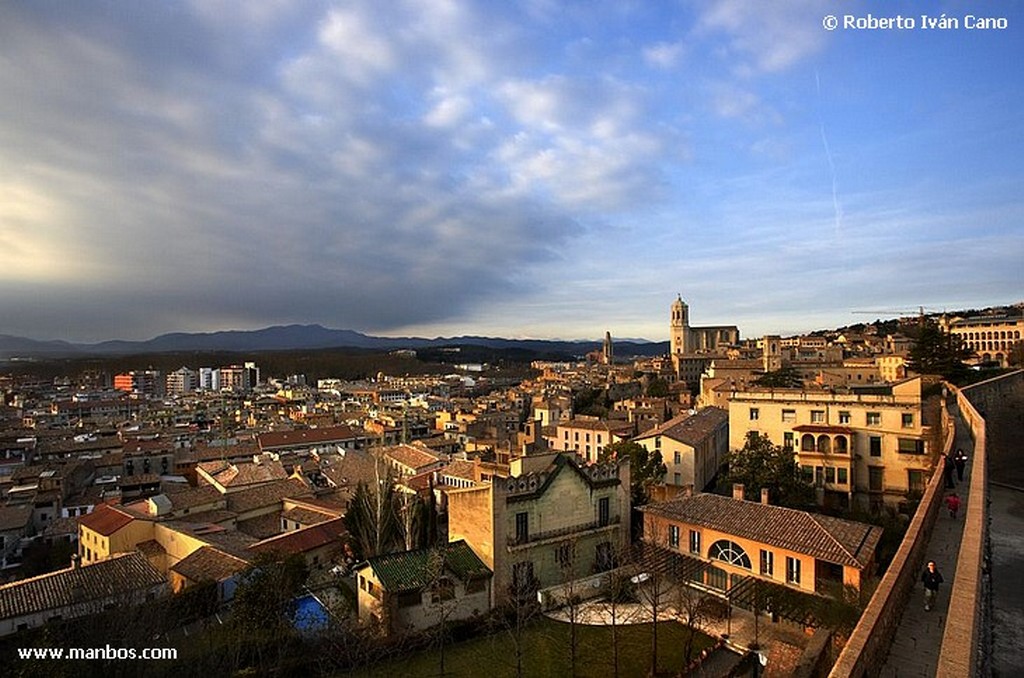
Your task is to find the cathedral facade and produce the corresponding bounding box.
[670,295,739,356]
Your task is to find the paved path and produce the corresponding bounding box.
[878,404,972,678]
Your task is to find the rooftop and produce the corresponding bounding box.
[643,493,882,569]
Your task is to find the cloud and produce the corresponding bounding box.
[694,0,829,74]
[643,41,685,69]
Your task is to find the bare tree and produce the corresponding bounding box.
[674,584,719,663]
[593,542,636,678]
[491,558,541,678]
[555,536,583,678]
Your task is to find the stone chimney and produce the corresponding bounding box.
[683,484,694,498]
[732,483,745,501]
[761,487,770,505]
[71,553,81,570]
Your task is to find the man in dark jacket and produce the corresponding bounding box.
[954,449,968,481]
[922,560,944,611]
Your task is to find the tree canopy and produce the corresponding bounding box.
[721,432,814,509]
[907,319,973,382]
[344,474,404,560]
[751,367,803,389]
[599,440,667,507]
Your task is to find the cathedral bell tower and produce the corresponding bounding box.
[670,295,689,356]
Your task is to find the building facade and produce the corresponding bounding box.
[941,314,1023,366]
[633,407,729,491]
[727,377,932,510]
[446,452,630,606]
[642,491,881,598]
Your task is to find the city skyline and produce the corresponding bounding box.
[1,1,1022,344]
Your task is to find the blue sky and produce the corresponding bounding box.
[1,0,1021,343]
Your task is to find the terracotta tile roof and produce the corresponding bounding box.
[136,539,166,558]
[226,478,313,514]
[360,540,491,593]
[248,517,346,556]
[258,425,363,451]
[236,513,283,540]
[0,552,166,620]
[382,444,441,473]
[42,516,79,538]
[197,459,289,489]
[282,507,335,526]
[163,485,225,511]
[0,505,33,532]
[190,440,261,463]
[118,473,162,488]
[635,407,728,446]
[442,459,477,482]
[78,503,135,536]
[642,493,882,569]
[560,418,634,434]
[170,546,248,583]
[320,450,381,489]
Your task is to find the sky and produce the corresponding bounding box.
[1,0,1022,344]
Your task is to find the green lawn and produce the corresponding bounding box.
[341,617,715,678]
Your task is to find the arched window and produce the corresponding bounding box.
[817,436,831,454]
[835,436,849,455]
[709,540,752,569]
[801,434,815,452]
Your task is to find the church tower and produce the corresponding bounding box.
[602,331,614,365]
[670,295,689,355]
[762,335,782,372]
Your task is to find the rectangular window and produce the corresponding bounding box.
[801,465,813,482]
[598,497,610,527]
[749,407,759,421]
[555,542,575,568]
[898,438,925,455]
[869,467,884,492]
[837,468,848,485]
[674,472,681,484]
[867,412,881,426]
[689,530,701,555]
[668,525,680,549]
[815,466,824,486]
[786,556,801,585]
[674,450,681,464]
[586,433,590,442]
[825,467,836,484]
[811,410,825,424]
[655,437,661,449]
[760,549,774,576]
[783,432,794,451]
[515,512,529,543]
[902,413,913,428]
[870,436,882,457]
[781,409,796,423]
[908,469,925,493]
[838,411,851,424]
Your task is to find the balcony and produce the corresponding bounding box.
[507,515,621,547]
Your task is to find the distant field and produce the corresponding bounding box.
[341,617,714,678]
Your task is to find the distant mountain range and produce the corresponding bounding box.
[0,325,668,360]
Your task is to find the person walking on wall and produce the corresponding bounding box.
[943,453,956,489]
[922,561,944,611]
[946,492,961,519]
[954,448,968,482]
